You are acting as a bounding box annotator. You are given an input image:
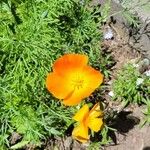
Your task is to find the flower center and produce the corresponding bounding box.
[71,75,84,89]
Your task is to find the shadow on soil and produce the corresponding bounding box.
[111,111,140,133]
[143,147,150,150]
[108,111,140,145]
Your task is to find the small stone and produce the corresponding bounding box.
[108,80,113,85]
[104,27,114,40]
[139,58,150,73]
[108,91,114,97]
[64,137,73,149]
[144,70,150,77]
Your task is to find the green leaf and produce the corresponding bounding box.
[10,141,29,149]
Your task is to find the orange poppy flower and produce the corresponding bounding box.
[46,54,103,106]
[72,103,103,143]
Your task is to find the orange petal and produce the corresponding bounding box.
[88,117,103,132]
[72,123,89,143]
[46,72,73,99]
[62,85,91,105]
[73,104,89,122]
[63,66,103,106]
[83,66,104,88]
[53,54,88,75]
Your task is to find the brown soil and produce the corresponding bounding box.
[105,105,150,150]
[102,22,150,150]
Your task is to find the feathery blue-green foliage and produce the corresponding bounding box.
[0,0,109,148]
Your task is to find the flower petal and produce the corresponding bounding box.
[89,103,103,118]
[53,54,88,75]
[83,66,104,88]
[88,103,103,132]
[46,72,73,99]
[73,104,89,122]
[62,87,90,106]
[72,123,89,143]
[88,118,103,132]
[63,66,103,106]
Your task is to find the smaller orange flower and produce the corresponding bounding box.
[72,103,103,143]
[46,54,103,106]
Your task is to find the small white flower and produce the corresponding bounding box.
[144,70,150,77]
[76,105,80,110]
[136,78,144,86]
[108,91,114,97]
[80,0,85,5]
[133,63,139,68]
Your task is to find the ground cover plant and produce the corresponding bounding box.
[110,62,150,127]
[112,63,150,105]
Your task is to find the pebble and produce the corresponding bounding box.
[108,91,114,97]
[104,27,114,40]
